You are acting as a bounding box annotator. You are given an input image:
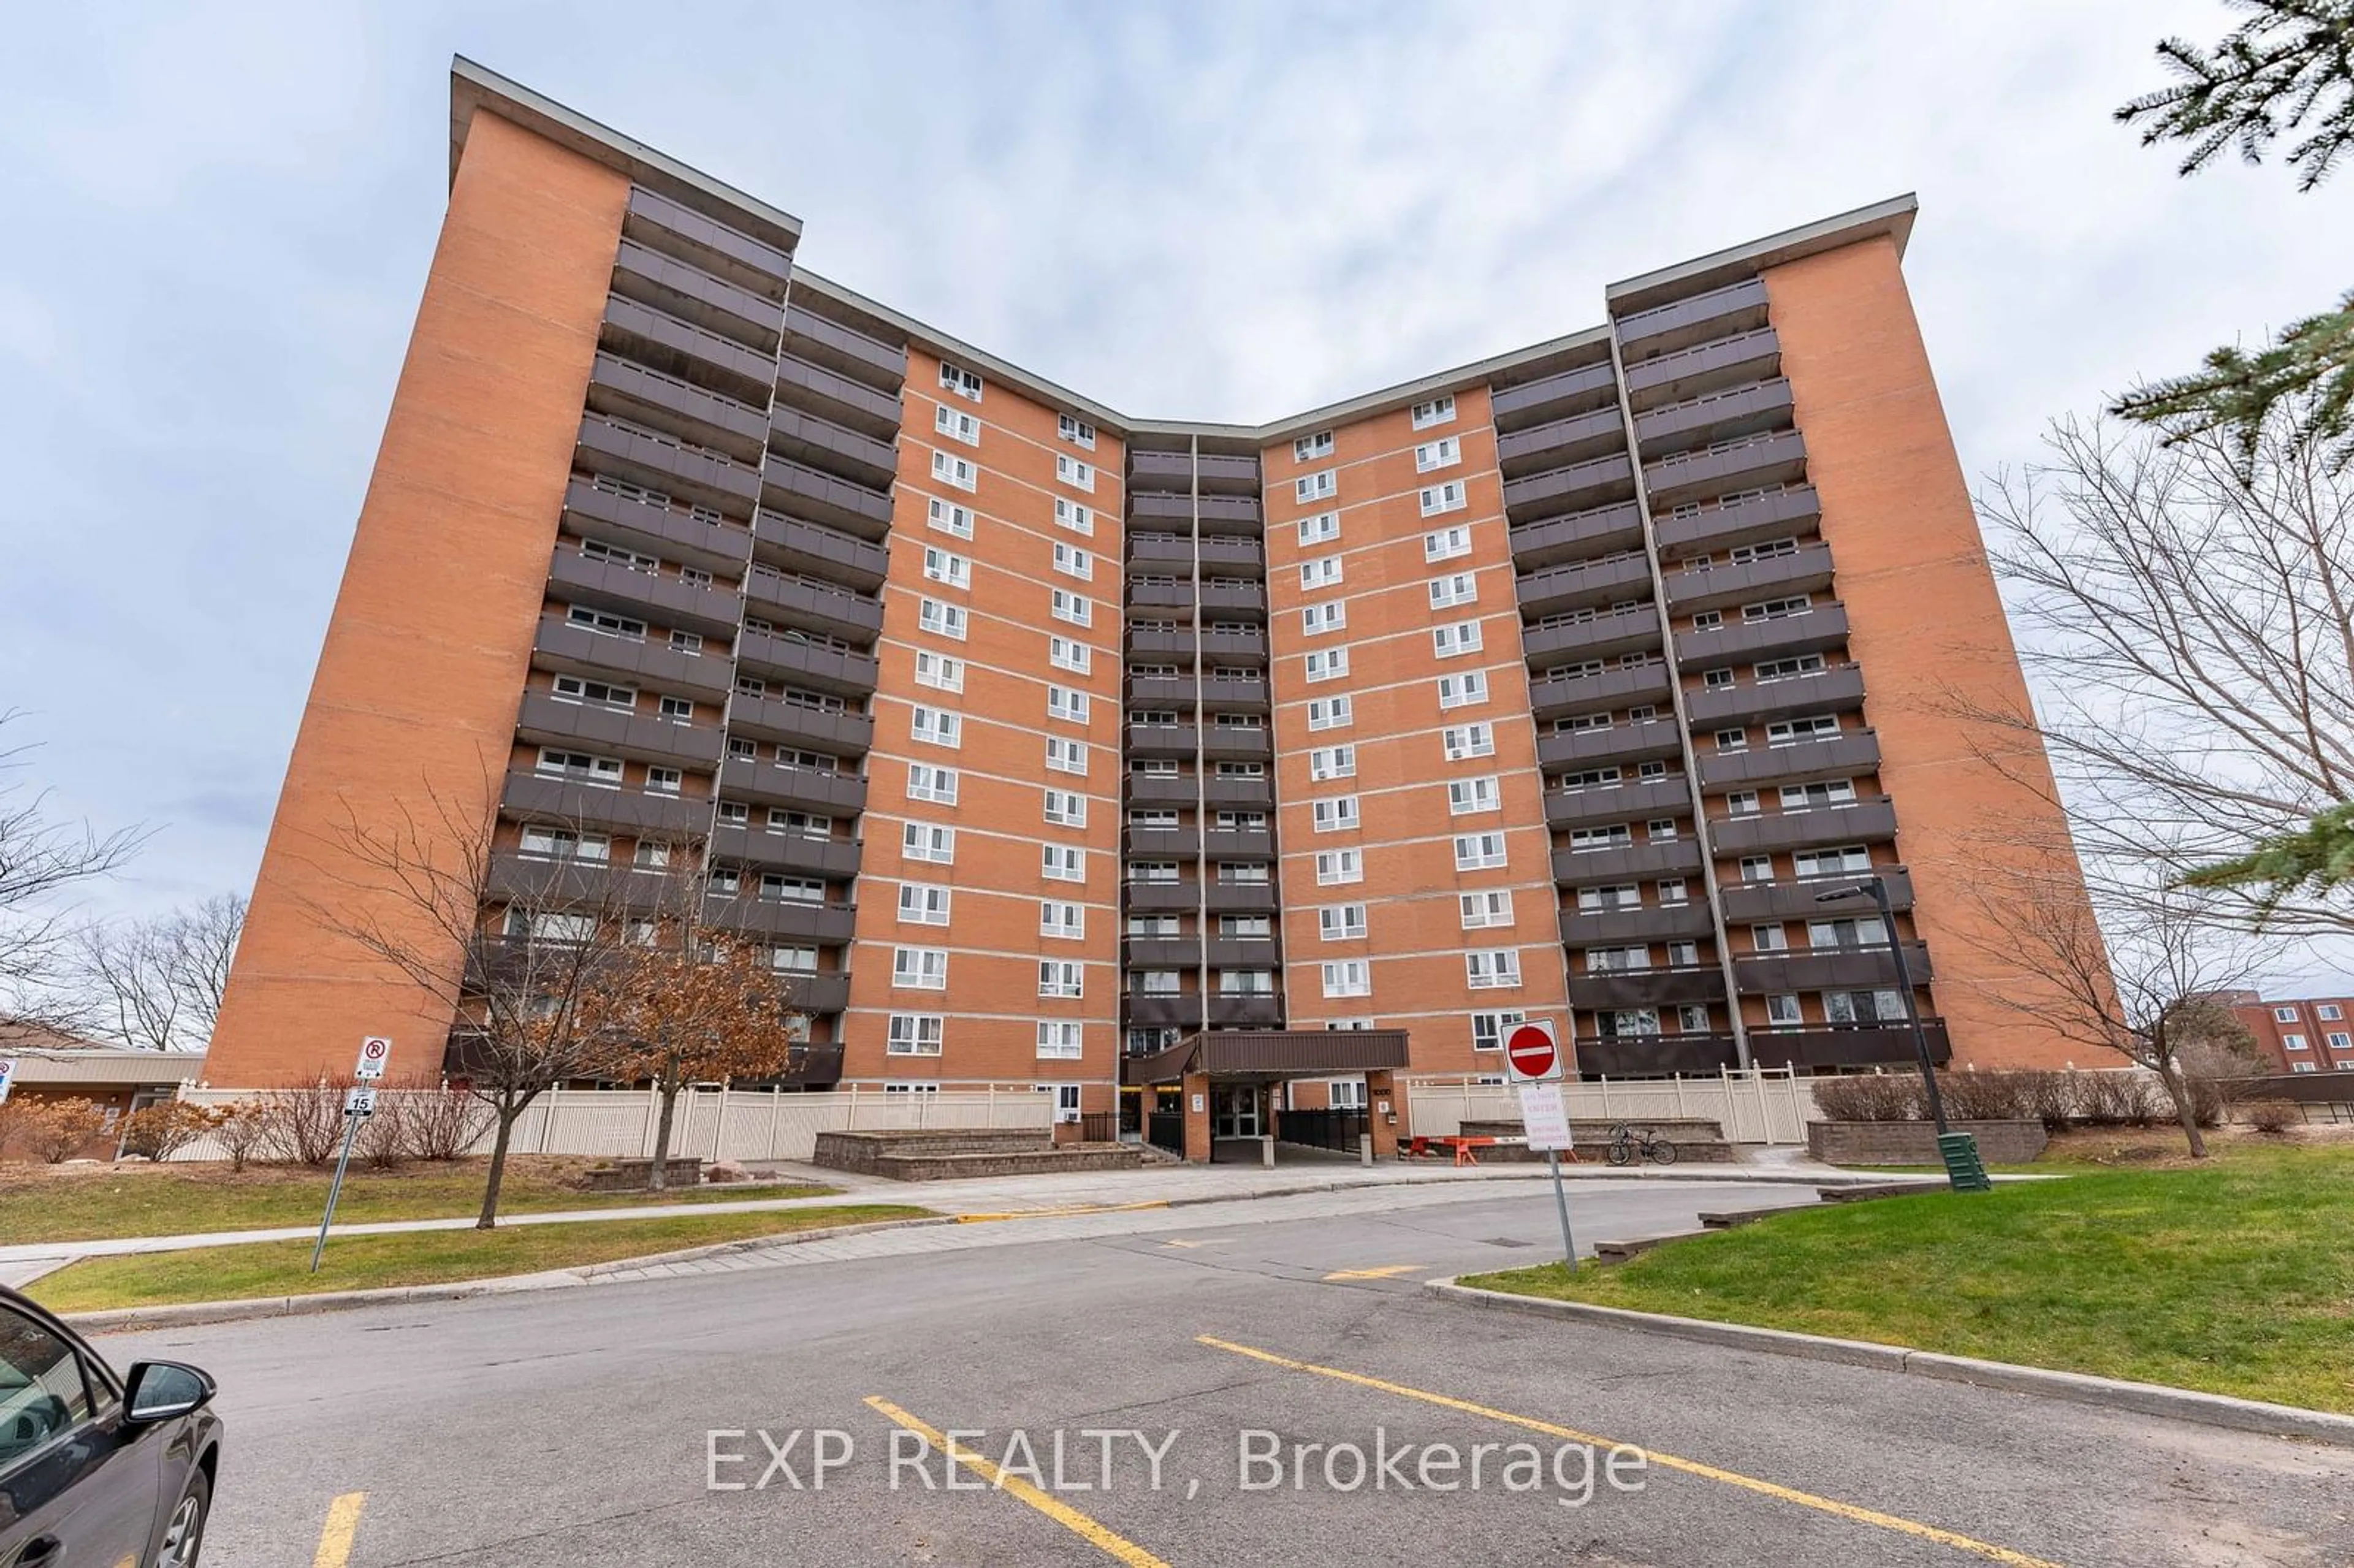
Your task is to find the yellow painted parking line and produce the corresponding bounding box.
[956,1200,1171,1224]
[1197,1337,2065,1568]
[312,1491,367,1568]
[864,1397,1171,1568]
[1322,1264,1424,1281]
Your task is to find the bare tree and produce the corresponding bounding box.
[1972,411,2354,934]
[0,712,145,1022]
[73,894,246,1052]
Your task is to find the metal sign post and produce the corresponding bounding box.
[1503,1020,1579,1274]
[311,1038,390,1274]
[0,1057,16,1106]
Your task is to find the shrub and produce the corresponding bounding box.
[0,1098,26,1160]
[259,1079,359,1165]
[2244,1098,2299,1135]
[356,1094,411,1170]
[1811,1073,1922,1121]
[18,1100,111,1163]
[2076,1071,2162,1127]
[116,1100,226,1163]
[401,1086,492,1162]
[211,1100,274,1173]
[1938,1070,2039,1122]
[2018,1070,2079,1131]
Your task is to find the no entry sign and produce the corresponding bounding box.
[1504,1020,1561,1083]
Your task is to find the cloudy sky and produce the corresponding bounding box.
[4,2,2349,985]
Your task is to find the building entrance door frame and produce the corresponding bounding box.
[1211,1084,1260,1139]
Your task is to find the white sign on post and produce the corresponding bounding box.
[344,1086,379,1116]
[354,1036,392,1082]
[0,1058,15,1105]
[1517,1081,1574,1152]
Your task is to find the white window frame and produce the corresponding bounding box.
[901,821,956,864]
[1052,541,1094,580]
[910,705,962,749]
[929,450,977,492]
[1037,1020,1084,1059]
[933,404,981,447]
[1459,889,1514,930]
[1419,479,1466,516]
[927,495,975,538]
[1048,634,1092,674]
[1465,948,1523,990]
[1453,832,1507,871]
[897,883,952,926]
[1437,671,1490,710]
[1303,647,1350,683]
[1307,696,1354,731]
[1315,848,1365,886]
[1311,795,1361,833]
[1056,454,1097,492]
[892,946,950,991]
[907,763,959,805]
[913,650,965,693]
[887,1013,946,1056]
[1051,589,1093,627]
[1319,904,1369,941]
[1321,959,1372,999]
[1297,511,1339,546]
[1411,394,1457,431]
[1414,435,1462,473]
[1042,844,1086,883]
[1040,900,1086,941]
[1045,736,1089,777]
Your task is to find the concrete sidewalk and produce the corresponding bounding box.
[0,1150,1873,1288]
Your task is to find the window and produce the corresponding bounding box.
[1037,1021,1084,1060]
[1304,647,1350,682]
[565,604,646,641]
[1782,780,1858,811]
[1053,541,1094,580]
[671,629,704,654]
[2274,1005,2300,1022]
[1647,818,1679,842]
[1130,861,1180,885]
[1577,884,1639,912]
[907,763,958,805]
[1794,845,1872,878]
[1569,826,1632,853]
[1429,572,1479,610]
[1727,790,1761,816]
[1300,556,1343,592]
[940,362,983,400]
[1133,970,1183,995]
[1424,525,1471,563]
[1742,594,1812,622]
[1756,652,1826,682]
[0,1303,93,1463]
[1048,635,1092,674]
[1220,969,1275,995]
[1297,511,1340,546]
[1715,728,1750,753]
[717,802,750,826]
[1411,394,1457,430]
[910,706,962,748]
[1702,667,1736,691]
[1041,900,1086,941]
[1586,946,1646,973]
[1414,435,1461,472]
[1470,1010,1526,1052]
[536,748,623,786]
[1294,430,1335,462]
[913,650,965,694]
[1220,914,1272,936]
[888,1014,945,1056]
[519,827,609,862]
[1692,610,1724,631]
[1740,855,1775,883]
[1217,861,1270,883]
[1302,601,1347,636]
[1039,960,1085,999]
[934,404,980,446]
[550,674,636,710]
[1453,832,1507,870]
[1807,916,1887,950]
[1051,588,1092,627]
[1419,480,1466,516]
[1057,413,1096,449]
[1752,923,1790,952]
[1042,844,1086,882]
[929,451,977,492]
[579,537,660,574]
[1308,744,1357,781]
[1053,496,1094,536]
[1766,995,1803,1026]
[2318,1004,2344,1020]
[1448,775,1501,815]
[2283,1032,2310,1051]
[1438,671,1489,709]
[1432,620,1484,657]
[766,809,833,840]
[2329,1032,2353,1050]
[1043,788,1088,828]
[1295,469,1338,503]
[1045,736,1089,776]
[898,883,952,925]
[921,547,971,590]
[1056,454,1097,492]
[1322,960,1372,999]
[1767,714,1840,747]
[916,598,968,641]
[1311,796,1360,832]
[902,821,956,864]
[1466,949,1522,989]
[1316,848,1364,885]
[1320,904,1368,940]
[1047,685,1091,725]
[928,496,975,538]
[893,947,949,989]
[657,695,693,725]
[1460,889,1513,929]
[1673,1005,1710,1032]
[1307,696,1354,731]
[647,766,682,795]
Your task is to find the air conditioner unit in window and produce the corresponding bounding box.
[1056,1107,1083,1124]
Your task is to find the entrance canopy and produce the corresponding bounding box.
[1122,1029,1410,1087]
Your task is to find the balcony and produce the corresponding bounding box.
[1503,452,1635,520]
[1124,677,1196,712]
[499,770,709,839]
[1720,867,1915,923]
[1634,378,1794,459]
[1126,627,1196,661]
[1733,944,1933,993]
[530,617,732,702]
[1615,275,1769,360]
[1125,881,1198,915]
[735,628,880,698]
[1129,580,1195,612]
[1204,774,1274,809]
[1124,825,1201,858]
[760,455,894,540]
[1489,358,1618,426]
[744,567,884,646]
[601,294,774,406]
[1508,501,1646,572]
[1206,994,1283,1028]
[1129,450,1192,488]
[768,406,899,490]
[1495,405,1626,476]
[1551,838,1702,884]
[1206,880,1279,913]
[588,352,769,462]
[1200,628,1267,663]
[1748,1019,1951,1071]
[782,303,906,391]
[577,414,759,513]
[774,353,904,441]
[1124,936,1198,969]
[1665,542,1836,615]
[546,547,743,640]
[1529,661,1672,723]
[1128,533,1192,568]
[1206,936,1279,968]
[1685,663,1865,728]
[1126,772,1196,807]
[611,238,781,351]
[1558,901,1716,946]
[1129,722,1198,758]
[1196,452,1261,494]
[703,894,858,944]
[789,972,853,1016]
[1125,993,1200,1028]
[1696,729,1881,791]
[1710,798,1897,856]
[725,693,874,756]
[1623,326,1780,410]
[1644,430,1809,512]
[1536,718,1684,769]
[1545,775,1694,828]
[1198,535,1263,571]
[1196,493,1263,531]
[1517,552,1655,619]
[1569,965,1726,1011]
[1202,725,1271,763]
[750,511,888,595]
[1200,676,1269,712]
[622,185,791,291]
[1652,485,1822,559]
[1203,826,1274,859]
[709,824,864,880]
[562,477,750,577]
[1200,580,1267,617]
[1677,604,1851,669]
[719,756,869,816]
[1574,1032,1742,1076]
[486,853,674,911]
[1521,605,1661,663]
[516,691,726,768]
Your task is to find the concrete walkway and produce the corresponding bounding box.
[0,1151,1872,1287]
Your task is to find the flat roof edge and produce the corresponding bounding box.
[1605,192,1918,311]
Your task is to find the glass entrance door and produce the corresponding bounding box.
[1212,1086,1260,1138]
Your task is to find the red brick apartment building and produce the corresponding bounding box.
[2223,991,2354,1074]
[202,59,2100,1111]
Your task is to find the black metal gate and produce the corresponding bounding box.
[1278,1108,1367,1154]
[1147,1109,1186,1155]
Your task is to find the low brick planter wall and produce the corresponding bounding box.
[812,1128,1147,1181]
[1807,1119,2047,1165]
[577,1157,701,1191]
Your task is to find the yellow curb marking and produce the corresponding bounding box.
[956,1200,1172,1224]
[1322,1264,1425,1281]
[864,1397,1171,1568]
[1196,1336,2065,1568]
[312,1491,367,1568]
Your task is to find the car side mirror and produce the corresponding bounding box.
[123,1361,216,1424]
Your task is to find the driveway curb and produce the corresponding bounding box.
[1425,1279,2354,1447]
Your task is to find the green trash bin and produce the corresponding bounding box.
[1938,1131,1992,1193]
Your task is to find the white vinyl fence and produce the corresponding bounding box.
[173,1084,1056,1166]
[1401,1068,1822,1145]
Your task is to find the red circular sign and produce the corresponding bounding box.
[1505,1024,1556,1079]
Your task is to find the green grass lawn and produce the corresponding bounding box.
[0,1159,837,1245]
[1464,1140,2354,1414]
[27,1204,929,1313]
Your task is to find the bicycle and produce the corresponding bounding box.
[1605,1122,1678,1166]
